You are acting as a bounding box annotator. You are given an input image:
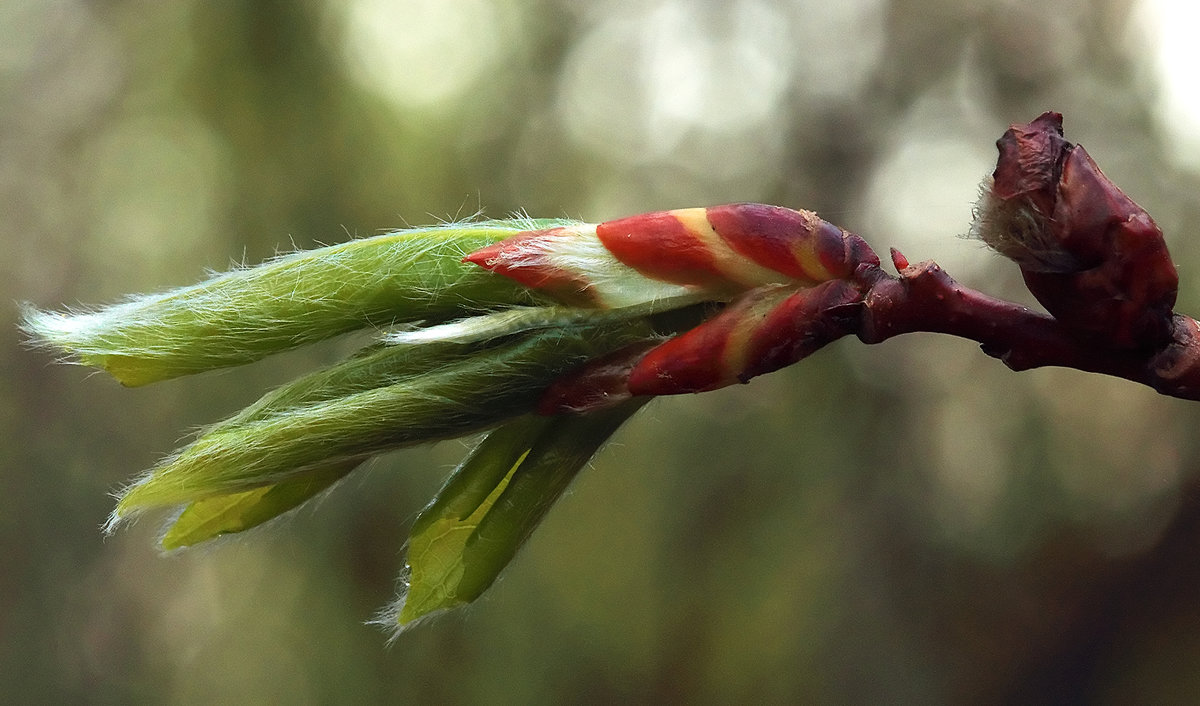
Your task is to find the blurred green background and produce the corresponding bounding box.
[6,0,1200,702]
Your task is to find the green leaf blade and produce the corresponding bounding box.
[390,399,646,633]
[22,222,568,385]
[159,460,359,550]
[396,416,551,625]
[110,319,655,524]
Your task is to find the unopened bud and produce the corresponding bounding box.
[971,112,1177,349]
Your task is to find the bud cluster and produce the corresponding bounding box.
[23,112,1200,636]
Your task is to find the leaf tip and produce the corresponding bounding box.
[101,503,137,536]
[369,564,454,643]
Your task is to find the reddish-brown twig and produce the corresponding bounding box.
[852,252,1200,400]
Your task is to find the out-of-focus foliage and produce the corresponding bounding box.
[5,0,1200,702]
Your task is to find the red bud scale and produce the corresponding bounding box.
[466,203,879,409]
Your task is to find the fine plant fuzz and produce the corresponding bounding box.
[21,221,566,386]
[24,113,1200,636]
[110,318,657,527]
[969,178,1078,273]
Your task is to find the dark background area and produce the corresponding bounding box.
[5,0,1200,702]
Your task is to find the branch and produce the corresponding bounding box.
[21,110,1200,637]
[854,252,1200,400]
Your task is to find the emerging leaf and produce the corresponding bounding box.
[160,460,358,550]
[109,318,658,527]
[21,221,568,386]
[384,400,646,634]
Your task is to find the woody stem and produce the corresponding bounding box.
[852,251,1200,401]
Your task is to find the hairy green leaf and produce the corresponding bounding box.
[388,399,646,633]
[160,460,358,550]
[21,221,570,385]
[110,319,656,525]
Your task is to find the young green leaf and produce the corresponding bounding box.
[386,399,646,634]
[21,221,569,386]
[109,319,657,526]
[159,460,358,550]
